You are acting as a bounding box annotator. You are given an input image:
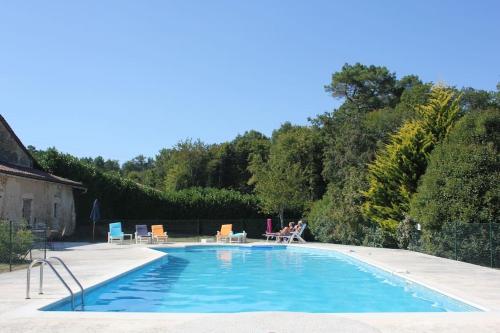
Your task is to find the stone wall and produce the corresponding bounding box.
[0,174,76,235]
[0,121,33,167]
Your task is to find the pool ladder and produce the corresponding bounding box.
[26,257,84,310]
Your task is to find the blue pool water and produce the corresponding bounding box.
[44,245,479,313]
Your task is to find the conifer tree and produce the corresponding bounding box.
[362,86,461,234]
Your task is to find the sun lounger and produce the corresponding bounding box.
[279,223,307,244]
[151,224,168,243]
[135,224,152,244]
[263,232,280,242]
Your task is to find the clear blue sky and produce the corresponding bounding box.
[1,0,499,163]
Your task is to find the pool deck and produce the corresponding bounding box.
[0,242,499,333]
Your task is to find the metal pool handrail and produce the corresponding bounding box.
[26,257,84,310]
[48,257,85,309]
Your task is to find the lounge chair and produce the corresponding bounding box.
[135,224,151,244]
[279,223,307,244]
[216,224,233,243]
[263,223,285,242]
[263,231,280,242]
[108,222,132,244]
[152,224,168,243]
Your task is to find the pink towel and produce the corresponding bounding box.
[266,219,272,233]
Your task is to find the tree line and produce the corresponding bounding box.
[30,63,500,250]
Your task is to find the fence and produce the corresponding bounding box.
[409,222,500,269]
[5,218,496,270]
[0,220,50,272]
[75,218,301,242]
[1,218,301,271]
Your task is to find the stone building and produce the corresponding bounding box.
[0,115,85,235]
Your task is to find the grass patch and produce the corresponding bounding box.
[0,262,29,273]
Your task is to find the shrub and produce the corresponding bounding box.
[410,109,500,265]
[410,109,499,229]
[362,225,395,248]
[396,215,418,249]
[307,169,367,245]
[0,221,33,263]
[418,221,499,267]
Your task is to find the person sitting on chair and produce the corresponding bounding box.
[277,222,295,242]
[293,220,303,232]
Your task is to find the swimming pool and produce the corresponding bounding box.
[44,245,479,313]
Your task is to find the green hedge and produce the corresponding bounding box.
[35,149,263,226]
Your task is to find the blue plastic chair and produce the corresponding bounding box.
[108,222,125,243]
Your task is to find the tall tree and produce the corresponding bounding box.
[206,131,271,192]
[248,124,319,226]
[122,155,154,175]
[362,121,431,232]
[307,67,428,246]
[460,86,500,113]
[410,109,500,230]
[325,63,401,111]
[363,86,462,234]
[206,143,239,189]
[270,123,325,200]
[231,130,271,192]
[249,155,307,228]
[121,154,156,186]
[163,139,211,191]
[78,155,121,174]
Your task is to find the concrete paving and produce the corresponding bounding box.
[0,242,499,333]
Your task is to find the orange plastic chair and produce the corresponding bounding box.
[216,224,232,243]
[151,224,168,243]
